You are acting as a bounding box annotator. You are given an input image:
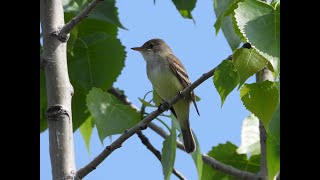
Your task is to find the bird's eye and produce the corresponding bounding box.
[149,43,154,49]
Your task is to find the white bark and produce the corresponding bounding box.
[40,0,76,179]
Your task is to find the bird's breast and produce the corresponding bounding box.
[146,57,183,101]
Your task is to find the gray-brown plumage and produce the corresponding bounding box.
[131,38,200,153]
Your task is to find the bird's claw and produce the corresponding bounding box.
[158,102,170,111]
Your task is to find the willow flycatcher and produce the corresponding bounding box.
[131,38,200,153]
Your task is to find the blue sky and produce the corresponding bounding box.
[40,0,255,179]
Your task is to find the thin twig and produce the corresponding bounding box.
[136,131,186,180]
[76,64,217,178]
[58,0,103,42]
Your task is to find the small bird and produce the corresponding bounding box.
[131,38,200,153]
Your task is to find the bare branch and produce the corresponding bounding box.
[76,64,217,178]
[137,131,186,180]
[40,0,75,179]
[58,0,103,42]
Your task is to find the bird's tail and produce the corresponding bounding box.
[173,100,196,153]
[181,123,196,153]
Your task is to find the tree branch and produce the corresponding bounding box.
[136,131,186,180]
[40,0,76,179]
[58,0,103,42]
[76,63,217,178]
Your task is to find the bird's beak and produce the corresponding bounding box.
[131,47,144,52]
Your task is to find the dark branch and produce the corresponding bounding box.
[58,0,103,42]
[137,131,186,180]
[76,64,217,178]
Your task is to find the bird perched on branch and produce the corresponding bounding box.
[132,38,200,153]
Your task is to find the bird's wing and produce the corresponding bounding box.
[167,54,200,116]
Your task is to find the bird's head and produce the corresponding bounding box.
[131,39,172,60]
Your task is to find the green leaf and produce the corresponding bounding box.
[90,0,126,29]
[221,15,241,50]
[80,116,94,153]
[172,0,196,20]
[271,0,280,8]
[215,0,243,50]
[259,51,280,78]
[267,104,280,180]
[195,95,201,102]
[72,82,91,131]
[86,88,140,142]
[161,121,177,180]
[65,12,125,131]
[63,1,126,131]
[231,14,246,42]
[191,132,203,180]
[224,0,243,17]
[63,0,81,11]
[68,33,125,91]
[240,81,279,131]
[233,48,268,88]
[213,0,236,34]
[40,70,47,133]
[153,90,163,107]
[170,114,181,132]
[201,142,260,180]
[75,0,89,9]
[67,26,78,56]
[138,98,156,107]
[213,60,239,107]
[275,80,280,92]
[236,114,260,155]
[234,0,280,75]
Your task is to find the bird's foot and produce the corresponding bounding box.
[158,101,171,111]
[178,90,186,99]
